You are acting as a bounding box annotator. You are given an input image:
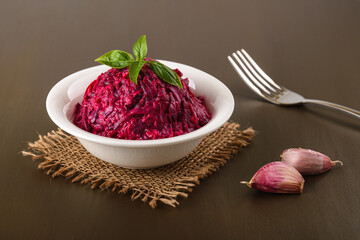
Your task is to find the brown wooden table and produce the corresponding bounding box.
[1,0,360,239]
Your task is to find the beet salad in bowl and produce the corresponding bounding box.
[73,63,212,140]
[46,36,234,168]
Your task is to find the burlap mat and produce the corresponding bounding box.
[22,122,254,208]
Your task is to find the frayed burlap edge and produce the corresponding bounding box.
[22,122,255,208]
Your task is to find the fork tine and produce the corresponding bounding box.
[228,55,265,97]
[231,52,272,96]
[240,49,283,91]
[236,50,279,94]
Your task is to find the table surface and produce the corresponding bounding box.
[1,0,360,239]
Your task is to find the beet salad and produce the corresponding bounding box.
[72,64,212,140]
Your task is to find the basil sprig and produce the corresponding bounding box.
[95,35,183,88]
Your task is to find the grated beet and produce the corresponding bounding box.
[72,64,212,140]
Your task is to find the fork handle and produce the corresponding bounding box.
[303,99,360,119]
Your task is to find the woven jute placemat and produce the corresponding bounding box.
[22,122,254,208]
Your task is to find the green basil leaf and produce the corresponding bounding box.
[95,50,134,68]
[133,35,147,61]
[128,60,146,84]
[149,61,183,88]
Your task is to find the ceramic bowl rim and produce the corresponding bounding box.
[46,60,234,148]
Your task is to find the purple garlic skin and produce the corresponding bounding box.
[281,148,343,175]
[241,161,304,194]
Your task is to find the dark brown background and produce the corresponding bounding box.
[1,0,359,239]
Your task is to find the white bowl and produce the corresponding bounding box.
[46,60,234,169]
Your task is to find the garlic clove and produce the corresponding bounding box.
[281,148,343,175]
[241,161,304,194]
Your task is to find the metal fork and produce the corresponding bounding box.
[228,49,360,119]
